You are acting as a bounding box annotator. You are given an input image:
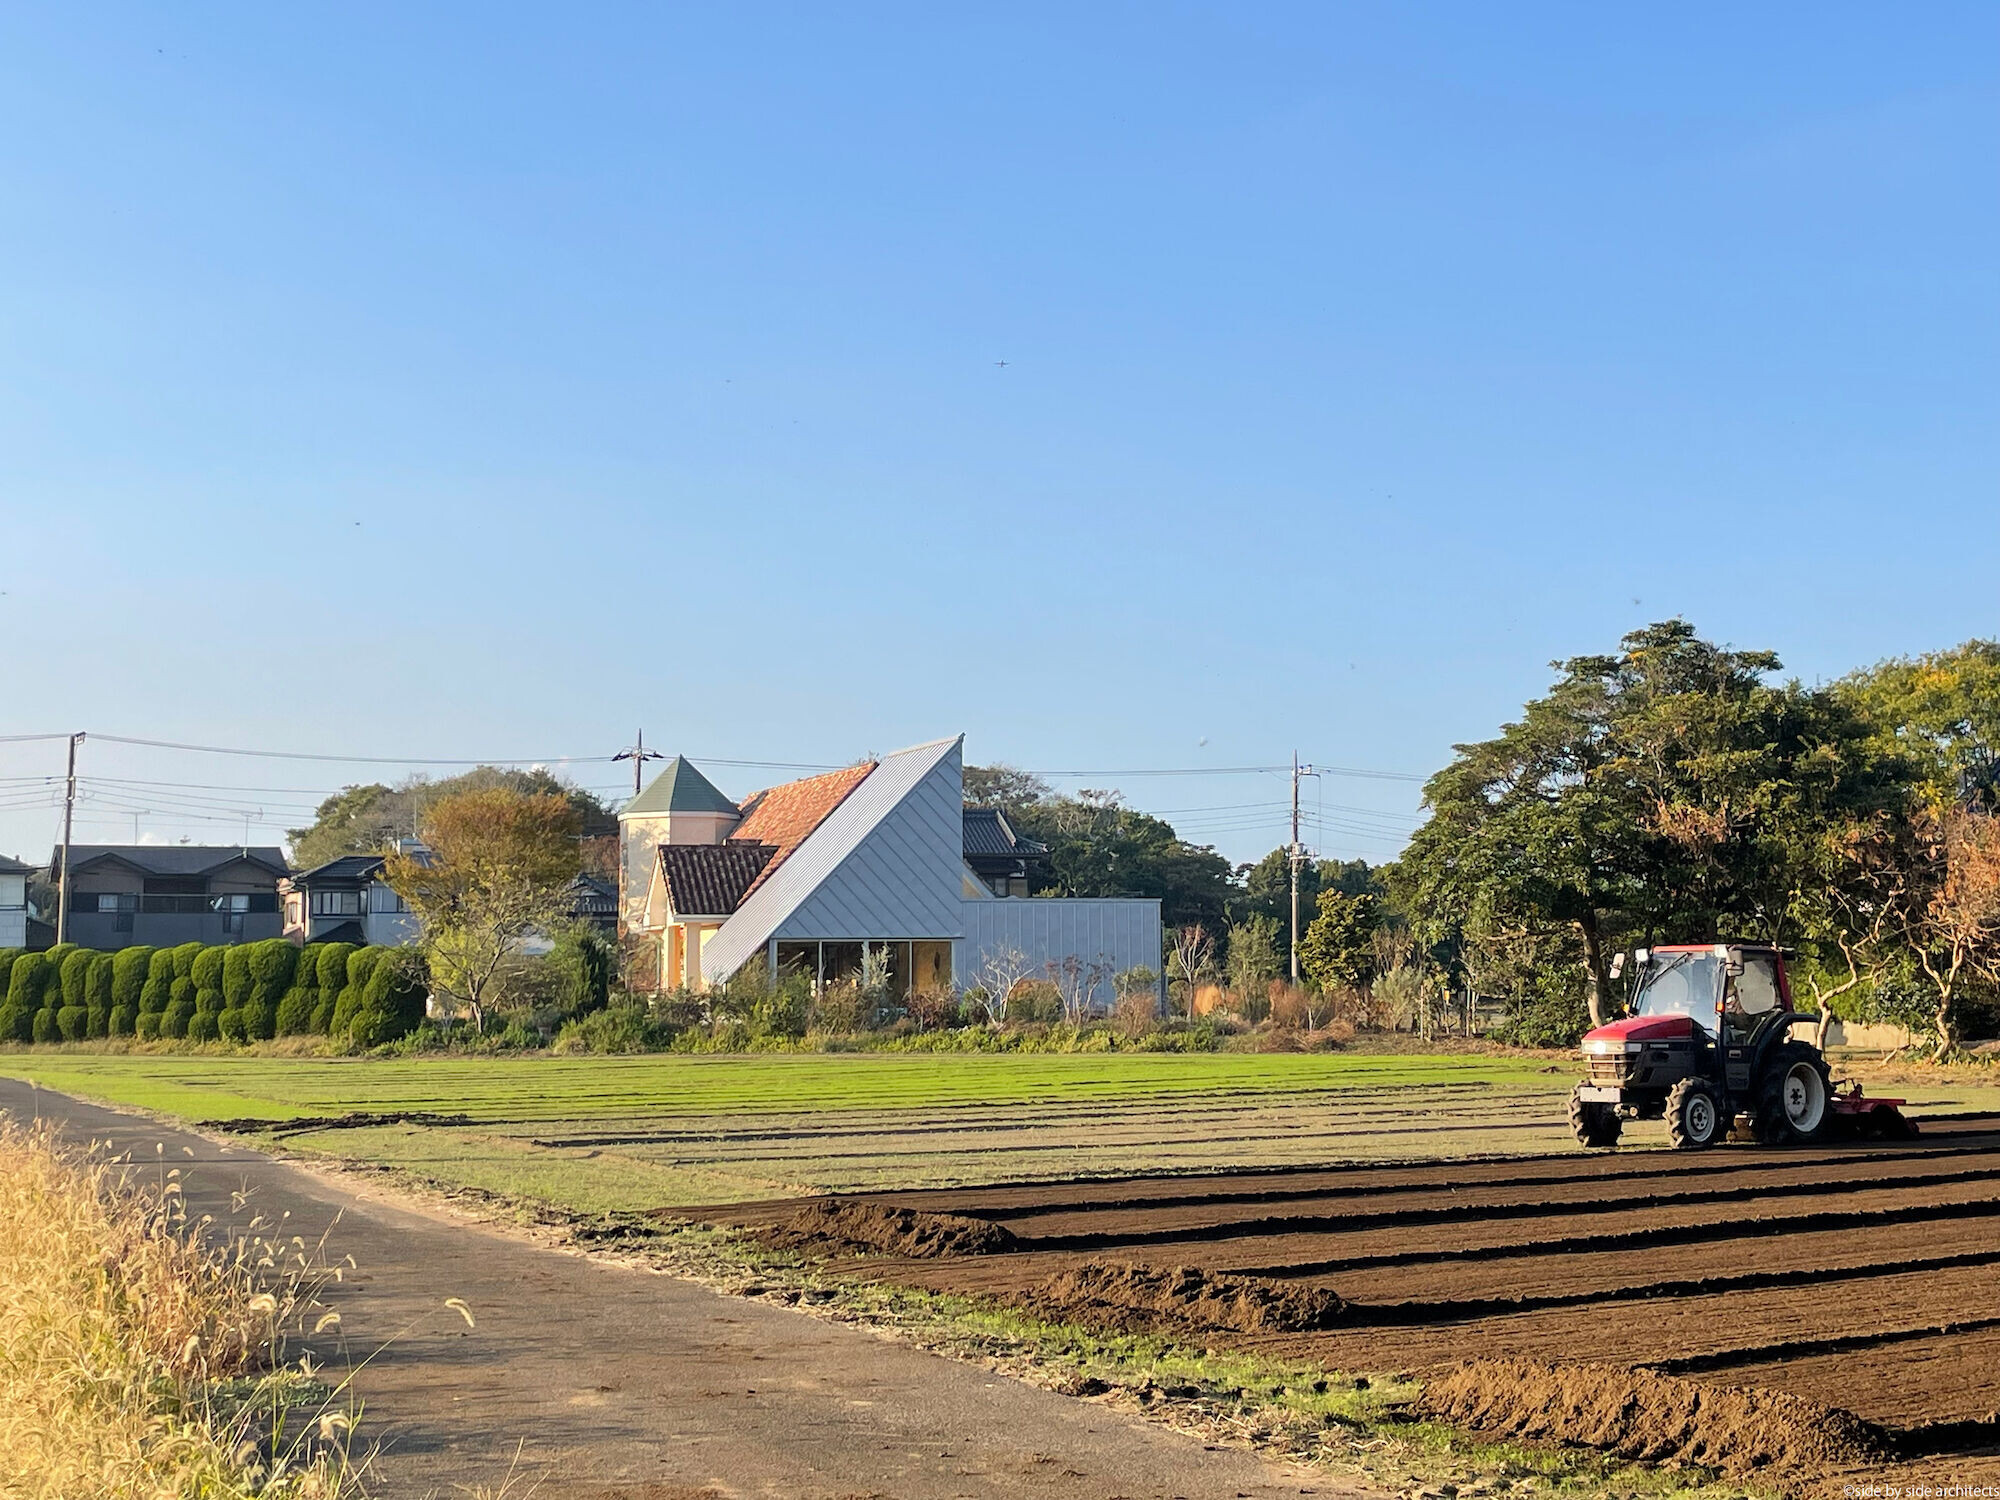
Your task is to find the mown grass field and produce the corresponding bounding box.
[1,1049,1991,1217]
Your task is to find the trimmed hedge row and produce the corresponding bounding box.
[0,938,425,1048]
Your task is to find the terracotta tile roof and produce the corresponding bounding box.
[658,843,775,917]
[728,762,876,900]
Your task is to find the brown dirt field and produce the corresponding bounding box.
[688,1112,2000,1487]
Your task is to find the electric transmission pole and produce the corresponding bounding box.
[55,732,84,946]
[613,729,663,798]
[1288,753,1317,983]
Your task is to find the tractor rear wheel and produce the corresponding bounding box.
[1665,1078,1723,1150]
[1755,1042,1832,1145]
[1568,1085,1621,1148]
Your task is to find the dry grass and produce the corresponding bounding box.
[0,1119,354,1498]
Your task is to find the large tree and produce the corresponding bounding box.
[384,788,582,1033]
[965,767,1238,932]
[291,767,614,870]
[1404,621,1896,1033]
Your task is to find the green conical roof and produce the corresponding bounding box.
[622,757,739,817]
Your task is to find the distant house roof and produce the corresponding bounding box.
[310,920,366,945]
[292,854,388,885]
[60,845,290,879]
[961,807,1049,861]
[0,854,32,875]
[623,757,741,818]
[564,871,618,920]
[727,762,875,902]
[658,843,775,918]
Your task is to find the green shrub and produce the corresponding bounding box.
[170,942,202,980]
[249,938,297,996]
[56,1005,86,1042]
[188,1011,221,1043]
[134,1010,161,1041]
[139,977,167,1014]
[42,943,79,975]
[85,953,113,1008]
[0,950,19,997]
[332,949,384,1038]
[190,946,225,991]
[0,1004,30,1042]
[162,1000,194,1039]
[242,993,277,1041]
[553,1002,666,1054]
[547,927,615,1018]
[169,977,194,1009]
[109,1004,137,1037]
[275,986,316,1036]
[309,996,335,1034]
[6,953,49,1011]
[59,950,91,1008]
[221,946,254,1008]
[347,952,426,1046]
[31,1009,57,1044]
[316,943,357,991]
[85,954,113,1037]
[218,1008,248,1043]
[111,946,153,1008]
[194,986,223,1016]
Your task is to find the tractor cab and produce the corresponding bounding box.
[1570,943,1834,1150]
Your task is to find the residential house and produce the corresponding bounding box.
[283,852,617,949]
[0,856,29,949]
[59,845,289,949]
[620,738,1160,1009]
[280,853,420,947]
[960,806,1048,897]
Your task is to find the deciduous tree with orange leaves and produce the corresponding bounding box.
[384,788,581,1033]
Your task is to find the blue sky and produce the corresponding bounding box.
[1,4,1994,865]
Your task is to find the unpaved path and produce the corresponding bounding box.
[0,1080,1350,1500]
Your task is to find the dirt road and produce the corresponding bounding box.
[0,1079,1348,1500]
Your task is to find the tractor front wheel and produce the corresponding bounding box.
[1569,1085,1622,1148]
[1755,1042,1832,1146]
[1665,1078,1723,1151]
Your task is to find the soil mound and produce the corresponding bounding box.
[767,1200,1017,1258]
[1415,1358,1891,1478]
[1026,1259,1346,1335]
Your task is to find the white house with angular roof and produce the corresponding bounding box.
[619,737,1161,1009]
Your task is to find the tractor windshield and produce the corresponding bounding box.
[1633,952,1721,1032]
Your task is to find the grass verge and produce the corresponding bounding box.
[0,1119,356,1497]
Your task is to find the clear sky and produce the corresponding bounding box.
[1,4,1994,867]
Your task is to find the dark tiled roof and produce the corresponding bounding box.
[961,806,1048,859]
[658,843,776,917]
[623,757,742,818]
[0,854,31,874]
[311,919,366,945]
[564,872,618,918]
[728,763,874,901]
[293,854,388,884]
[61,845,290,878]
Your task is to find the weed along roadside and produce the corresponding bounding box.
[0,1077,1366,1500]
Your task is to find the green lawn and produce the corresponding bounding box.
[7,1048,1988,1218]
[0,1049,1559,1124]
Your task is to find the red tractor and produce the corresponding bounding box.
[1569,943,1913,1150]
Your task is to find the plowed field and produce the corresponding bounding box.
[698,1113,2000,1493]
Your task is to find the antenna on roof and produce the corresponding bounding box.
[613,730,665,798]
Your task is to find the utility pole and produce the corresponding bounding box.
[613,729,663,799]
[55,732,84,946]
[1288,752,1317,984]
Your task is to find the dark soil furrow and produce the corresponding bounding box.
[1338,1245,2000,1326]
[1007,1163,2000,1252]
[955,1140,1997,1222]
[1645,1314,2000,1376]
[1231,1190,2000,1275]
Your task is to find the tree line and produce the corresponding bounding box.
[978,623,2000,1053]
